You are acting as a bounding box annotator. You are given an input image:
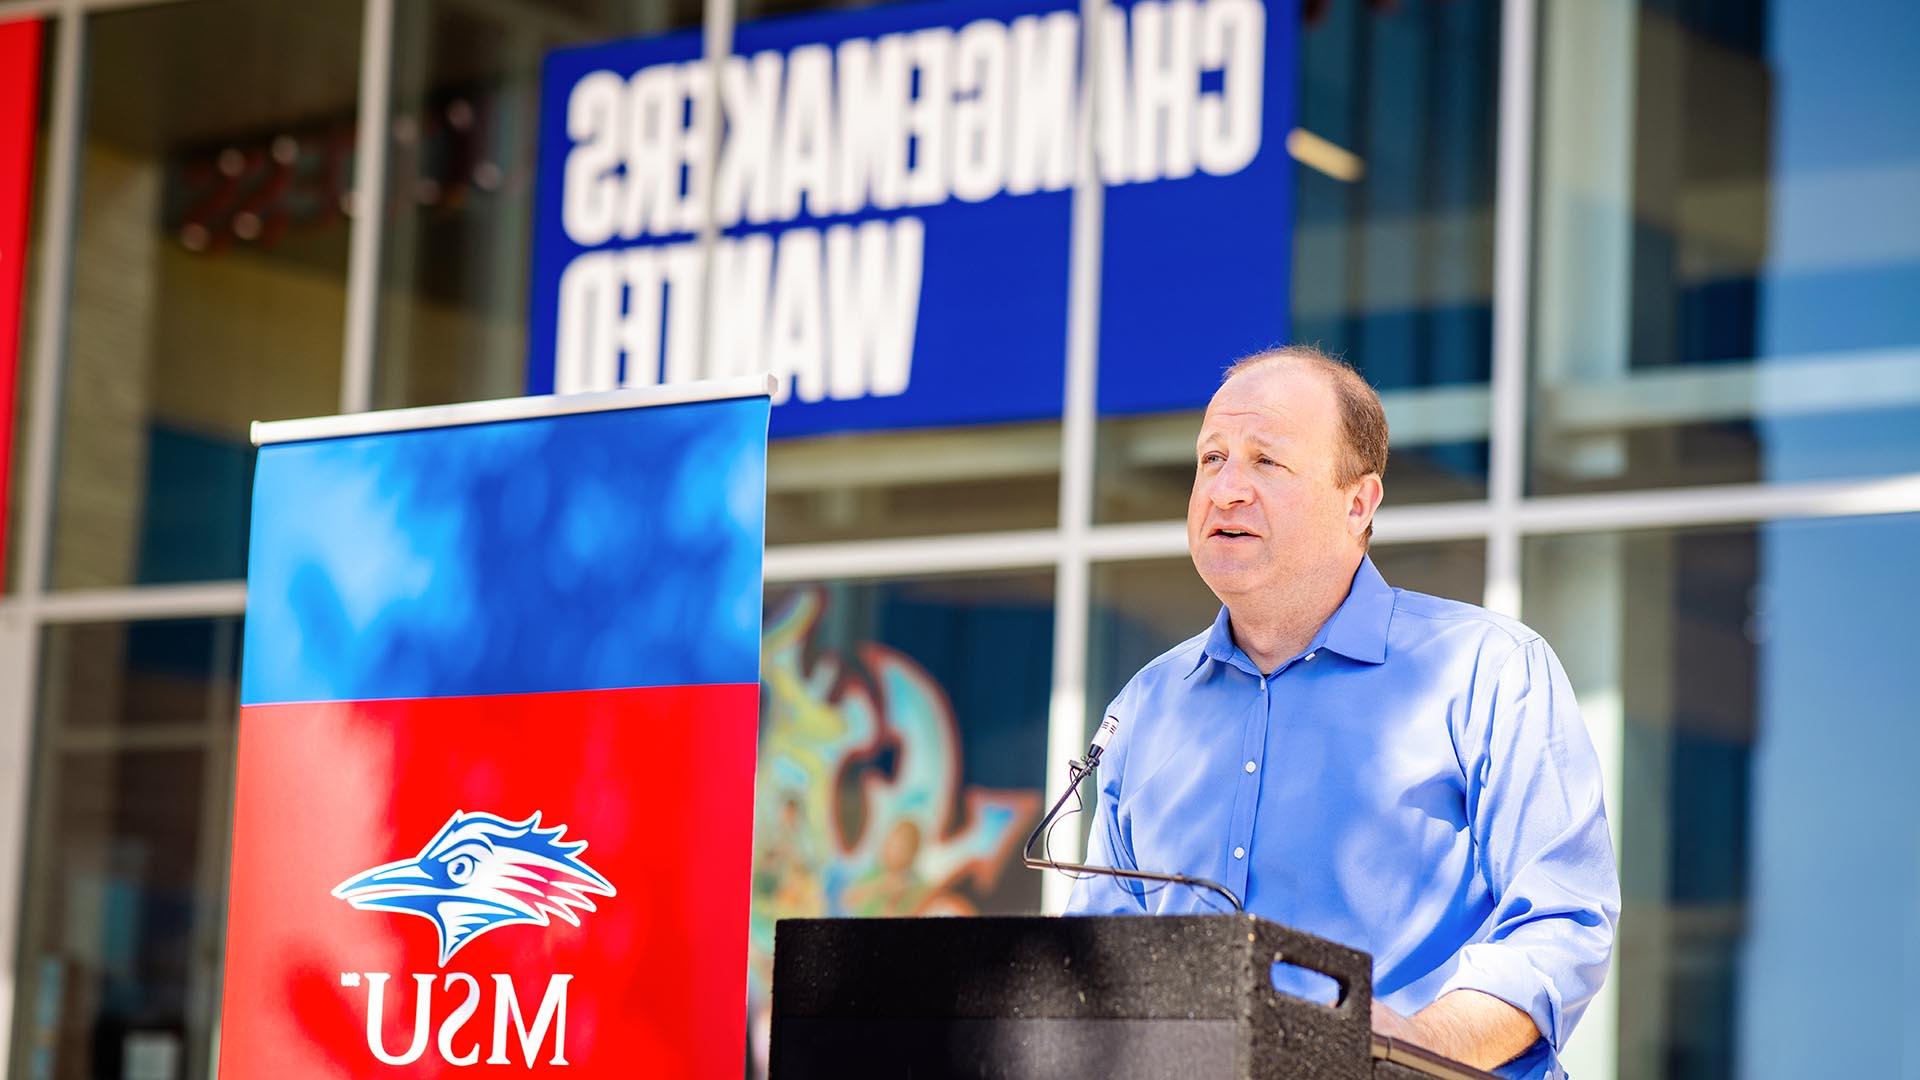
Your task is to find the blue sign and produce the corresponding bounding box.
[530,0,1294,438]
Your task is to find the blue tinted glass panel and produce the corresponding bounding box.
[1523,514,1920,1079]
[1532,0,1920,493]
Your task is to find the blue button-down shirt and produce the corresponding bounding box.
[1066,557,1618,1079]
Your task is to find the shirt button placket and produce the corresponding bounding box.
[1230,673,1270,899]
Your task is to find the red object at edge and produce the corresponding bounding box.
[0,17,43,593]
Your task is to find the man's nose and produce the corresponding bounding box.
[1204,459,1254,507]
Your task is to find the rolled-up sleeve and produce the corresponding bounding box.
[1440,636,1620,1052]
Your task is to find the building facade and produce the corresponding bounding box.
[0,0,1917,1077]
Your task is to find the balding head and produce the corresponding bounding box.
[1220,346,1389,501]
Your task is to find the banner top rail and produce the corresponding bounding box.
[250,373,779,446]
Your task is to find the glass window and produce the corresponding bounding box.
[767,422,1061,544]
[1523,514,1920,1079]
[46,0,362,590]
[374,0,699,411]
[737,0,884,26]
[749,571,1052,1070]
[1096,0,1501,523]
[1532,0,1920,493]
[7,617,243,1080]
[1088,538,1487,727]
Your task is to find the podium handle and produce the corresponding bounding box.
[1250,918,1373,1028]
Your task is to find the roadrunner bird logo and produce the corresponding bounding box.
[332,810,616,966]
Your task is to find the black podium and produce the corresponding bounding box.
[770,915,1498,1080]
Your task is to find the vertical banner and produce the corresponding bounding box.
[0,17,42,587]
[219,380,771,1078]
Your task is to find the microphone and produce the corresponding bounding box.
[1024,714,1244,912]
[1085,712,1120,767]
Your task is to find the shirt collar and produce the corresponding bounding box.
[1185,556,1395,678]
[1191,605,1242,677]
[1319,556,1394,665]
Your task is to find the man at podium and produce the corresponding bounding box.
[1065,348,1618,1080]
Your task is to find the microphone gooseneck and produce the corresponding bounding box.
[1024,715,1245,913]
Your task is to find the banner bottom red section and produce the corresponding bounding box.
[220,683,759,1078]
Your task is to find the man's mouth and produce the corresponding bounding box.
[1210,527,1259,540]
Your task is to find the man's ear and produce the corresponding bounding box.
[1348,473,1384,539]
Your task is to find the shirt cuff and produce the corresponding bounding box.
[1437,942,1564,1051]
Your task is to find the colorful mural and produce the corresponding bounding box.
[746,588,1042,1071]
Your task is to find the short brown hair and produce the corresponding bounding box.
[1220,345,1388,540]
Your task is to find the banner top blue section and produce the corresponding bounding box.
[240,396,769,705]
